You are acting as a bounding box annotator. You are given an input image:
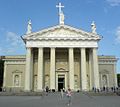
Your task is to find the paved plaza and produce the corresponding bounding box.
[0,92,120,107]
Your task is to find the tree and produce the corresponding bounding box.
[117,74,120,87]
[0,58,4,88]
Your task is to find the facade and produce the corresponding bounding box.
[2,3,118,92]
[3,55,117,92]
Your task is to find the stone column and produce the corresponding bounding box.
[3,62,7,87]
[25,47,32,91]
[31,49,33,90]
[114,74,118,87]
[89,49,93,90]
[81,48,87,91]
[37,48,43,91]
[69,48,74,90]
[100,74,103,88]
[92,48,100,89]
[113,63,118,87]
[106,74,109,87]
[50,48,55,90]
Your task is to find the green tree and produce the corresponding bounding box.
[117,74,120,87]
[0,59,4,88]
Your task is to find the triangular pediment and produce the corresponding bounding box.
[23,24,100,41]
[56,68,66,71]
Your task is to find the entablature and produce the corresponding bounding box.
[26,40,98,48]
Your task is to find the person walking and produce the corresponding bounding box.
[42,87,46,98]
[60,89,64,98]
[66,88,72,106]
[45,86,49,96]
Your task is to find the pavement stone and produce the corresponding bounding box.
[0,92,120,107]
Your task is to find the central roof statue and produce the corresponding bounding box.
[56,2,65,25]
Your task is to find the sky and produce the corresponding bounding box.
[0,0,120,73]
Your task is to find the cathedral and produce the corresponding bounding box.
[2,3,118,92]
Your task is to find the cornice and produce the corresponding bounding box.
[5,59,25,65]
[98,60,116,65]
[26,37,100,41]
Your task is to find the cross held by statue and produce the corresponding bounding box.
[56,2,64,14]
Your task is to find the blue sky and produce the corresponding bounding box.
[0,0,120,73]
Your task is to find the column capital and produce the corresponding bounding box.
[26,47,32,49]
[80,47,86,50]
[26,47,33,52]
[50,47,56,49]
[93,47,98,50]
[69,47,74,49]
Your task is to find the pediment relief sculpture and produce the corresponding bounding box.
[23,25,100,41]
[56,67,66,71]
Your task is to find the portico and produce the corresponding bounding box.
[24,46,100,92]
[23,2,101,92]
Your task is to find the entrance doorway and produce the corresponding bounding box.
[58,75,65,91]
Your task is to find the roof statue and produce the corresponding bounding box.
[59,11,65,25]
[56,2,65,25]
[91,21,97,34]
[26,20,32,34]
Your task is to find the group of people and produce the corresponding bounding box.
[60,88,72,106]
[43,86,72,106]
[92,86,119,93]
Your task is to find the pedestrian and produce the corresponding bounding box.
[60,89,64,98]
[42,87,46,97]
[63,88,65,92]
[66,88,72,106]
[46,86,49,96]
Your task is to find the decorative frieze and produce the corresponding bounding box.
[98,60,115,64]
[5,60,25,64]
[98,57,117,65]
[26,40,98,48]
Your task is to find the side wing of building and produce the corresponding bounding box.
[3,56,26,92]
[98,56,118,88]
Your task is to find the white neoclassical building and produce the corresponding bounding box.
[3,3,118,92]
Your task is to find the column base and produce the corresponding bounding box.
[81,89,88,91]
[24,90,32,92]
[24,89,32,92]
[36,89,43,92]
[50,89,56,92]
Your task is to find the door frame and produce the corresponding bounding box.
[56,71,68,91]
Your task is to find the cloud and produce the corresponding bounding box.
[115,26,120,43]
[106,0,120,6]
[0,31,25,55]
[0,46,15,55]
[6,31,23,47]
